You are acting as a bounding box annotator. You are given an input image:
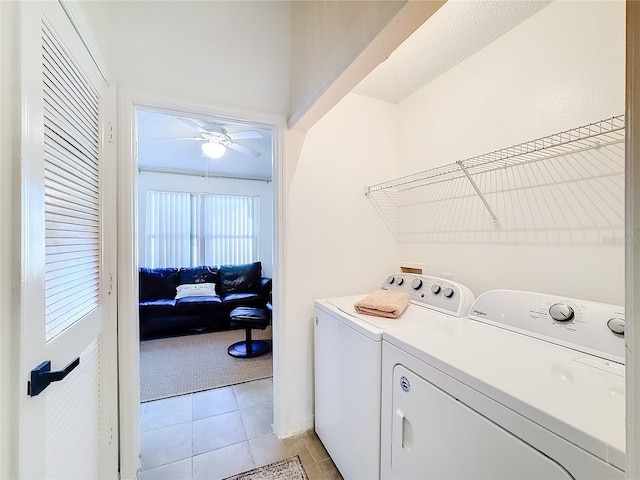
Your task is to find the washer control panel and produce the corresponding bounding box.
[381,273,475,317]
[469,290,625,364]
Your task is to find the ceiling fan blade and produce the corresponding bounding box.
[227,130,263,140]
[178,118,207,133]
[229,142,262,157]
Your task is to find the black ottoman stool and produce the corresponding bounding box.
[228,307,271,358]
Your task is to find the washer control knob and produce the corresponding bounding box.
[431,284,441,295]
[549,303,574,322]
[443,287,454,298]
[396,277,404,286]
[387,276,395,285]
[607,318,625,335]
[411,279,423,290]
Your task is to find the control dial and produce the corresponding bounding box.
[387,276,395,285]
[411,279,423,290]
[396,277,404,286]
[431,284,441,295]
[549,303,574,322]
[442,287,454,298]
[607,318,625,335]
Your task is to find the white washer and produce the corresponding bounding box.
[381,290,625,479]
[314,273,475,480]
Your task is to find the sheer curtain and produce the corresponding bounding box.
[145,190,259,268]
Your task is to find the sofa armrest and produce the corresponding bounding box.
[139,267,180,301]
[260,277,272,301]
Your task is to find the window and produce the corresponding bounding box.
[145,190,259,268]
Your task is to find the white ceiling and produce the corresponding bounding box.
[137,1,552,178]
[136,109,273,180]
[353,0,553,103]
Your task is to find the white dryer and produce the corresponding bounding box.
[381,290,625,479]
[314,273,475,480]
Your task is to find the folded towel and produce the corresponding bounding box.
[354,290,410,319]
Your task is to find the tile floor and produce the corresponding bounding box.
[138,377,343,480]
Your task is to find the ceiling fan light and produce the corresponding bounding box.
[202,142,226,159]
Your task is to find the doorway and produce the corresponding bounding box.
[117,89,285,479]
[136,106,274,395]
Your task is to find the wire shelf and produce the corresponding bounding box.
[366,115,625,245]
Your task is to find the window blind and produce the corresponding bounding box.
[145,191,259,268]
[202,194,259,266]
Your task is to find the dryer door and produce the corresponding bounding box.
[388,365,574,479]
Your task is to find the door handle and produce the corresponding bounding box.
[28,357,80,396]
[395,408,413,450]
[395,408,406,448]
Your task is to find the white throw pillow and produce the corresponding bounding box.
[175,283,217,299]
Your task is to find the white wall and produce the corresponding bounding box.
[282,93,399,432]
[288,1,444,131]
[395,0,626,304]
[289,0,404,124]
[76,1,290,116]
[137,171,274,276]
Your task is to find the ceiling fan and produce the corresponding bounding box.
[170,118,264,159]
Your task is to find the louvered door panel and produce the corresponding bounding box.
[42,19,100,342]
[19,3,115,478]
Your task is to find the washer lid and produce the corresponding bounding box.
[383,317,625,471]
[315,296,446,342]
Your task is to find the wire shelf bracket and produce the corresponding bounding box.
[456,160,501,228]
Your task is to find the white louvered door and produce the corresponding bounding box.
[19,2,116,479]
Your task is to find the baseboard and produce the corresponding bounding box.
[277,415,315,439]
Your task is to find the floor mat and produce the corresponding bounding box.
[224,456,308,480]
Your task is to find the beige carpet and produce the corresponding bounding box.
[224,456,308,480]
[140,329,272,402]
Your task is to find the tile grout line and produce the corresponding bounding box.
[140,378,288,478]
[235,384,257,470]
[190,392,195,478]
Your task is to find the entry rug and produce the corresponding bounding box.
[224,456,309,480]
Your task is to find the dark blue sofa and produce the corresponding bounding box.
[138,261,272,340]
